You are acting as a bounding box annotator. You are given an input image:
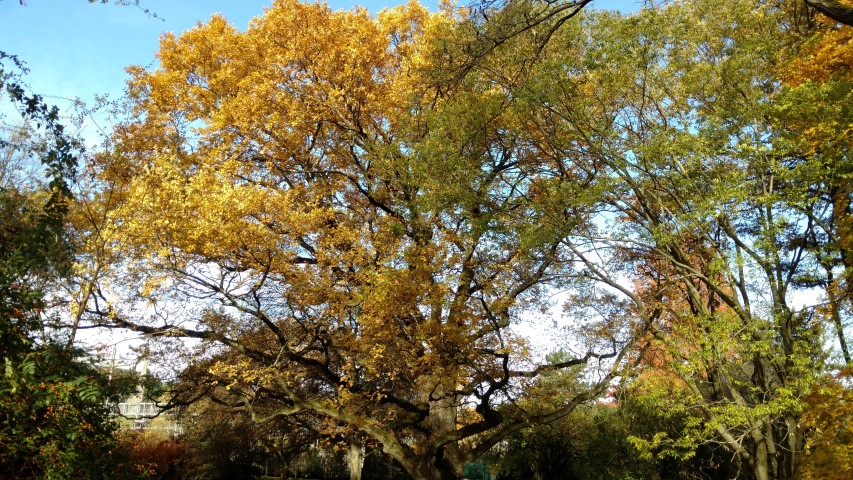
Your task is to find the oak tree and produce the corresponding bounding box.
[79,2,625,479]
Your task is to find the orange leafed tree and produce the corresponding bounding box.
[76,1,619,479]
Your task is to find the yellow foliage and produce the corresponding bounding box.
[785,1,853,85]
[89,0,536,435]
[787,26,853,84]
[800,369,853,480]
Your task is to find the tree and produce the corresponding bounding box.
[438,0,593,85]
[484,351,734,480]
[776,0,853,365]
[486,352,625,480]
[0,343,139,479]
[767,1,853,474]
[511,1,834,478]
[79,1,628,479]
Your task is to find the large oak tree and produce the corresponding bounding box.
[78,2,628,479]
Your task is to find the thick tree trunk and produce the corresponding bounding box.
[745,411,804,480]
[753,429,771,480]
[405,457,464,480]
[783,415,804,480]
[393,375,467,480]
[348,435,365,480]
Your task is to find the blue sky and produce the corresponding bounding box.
[1,0,639,130]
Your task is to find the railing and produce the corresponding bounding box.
[112,402,183,434]
[117,402,159,418]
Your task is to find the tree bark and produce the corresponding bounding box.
[753,429,771,480]
[347,435,365,480]
[391,375,467,480]
[805,0,853,26]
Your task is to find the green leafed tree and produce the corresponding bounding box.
[507,1,841,478]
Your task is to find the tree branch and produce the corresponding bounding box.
[805,0,853,26]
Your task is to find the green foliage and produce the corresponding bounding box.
[620,388,739,479]
[0,182,140,479]
[463,461,490,480]
[12,1,843,479]
[0,188,70,350]
[0,52,143,479]
[0,345,140,479]
[503,1,835,478]
[488,401,738,480]
[0,53,78,211]
[1,52,76,355]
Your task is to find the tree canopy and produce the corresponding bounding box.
[78,1,636,478]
